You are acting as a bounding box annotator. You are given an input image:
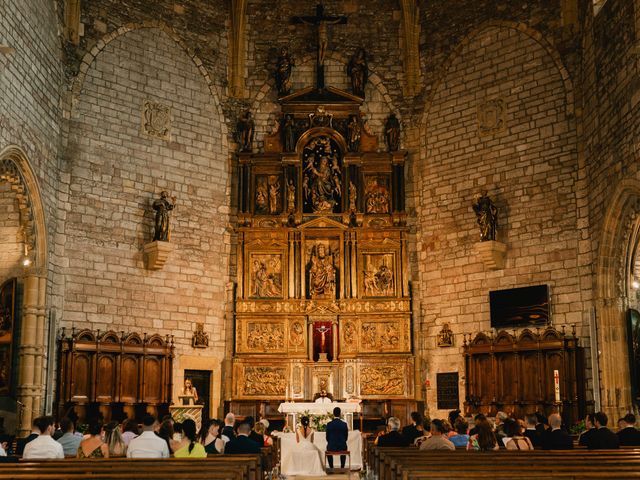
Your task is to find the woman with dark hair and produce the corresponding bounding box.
[467,417,499,451]
[174,419,206,458]
[121,419,139,447]
[77,422,109,458]
[103,421,126,457]
[199,419,224,455]
[503,418,534,450]
[158,419,178,453]
[281,416,324,476]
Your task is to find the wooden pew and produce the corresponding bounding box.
[0,455,262,480]
[371,447,640,480]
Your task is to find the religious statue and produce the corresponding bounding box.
[365,177,390,214]
[287,179,296,213]
[192,323,209,349]
[237,110,255,152]
[385,113,400,152]
[152,191,176,241]
[347,114,361,152]
[181,378,199,403]
[268,175,280,214]
[303,145,341,213]
[292,4,347,88]
[348,181,357,212]
[307,243,337,299]
[347,48,368,98]
[275,46,295,96]
[472,190,498,241]
[437,323,454,348]
[313,378,334,402]
[255,177,268,214]
[364,263,394,296]
[283,114,296,152]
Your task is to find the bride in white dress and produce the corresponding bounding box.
[281,416,326,476]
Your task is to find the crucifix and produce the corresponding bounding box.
[292,3,348,89]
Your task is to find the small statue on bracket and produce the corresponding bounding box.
[347,48,368,98]
[283,114,296,152]
[192,323,209,349]
[347,114,361,152]
[275,46,295,96]
[437,323,454,348]
[152,191,176,242]
[385,113,400,152]
[237,110,255,152]
[472,190,498,241]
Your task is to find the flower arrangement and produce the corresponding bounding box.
[298,411,334,432]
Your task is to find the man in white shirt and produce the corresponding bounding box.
[23,416,64,459]
[127,415,169,458]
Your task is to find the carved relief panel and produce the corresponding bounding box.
[360,364,406,396]
[236,319,286,354]
[247,252,284,299]
[254,174,282,215]
[238,364,287,398]
[361,252,396,297]
[364,175,391,214]
[359,316,410,353]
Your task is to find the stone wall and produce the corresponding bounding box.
[60,25,231,409]
[413,22,587,416]
[0,184,22,281]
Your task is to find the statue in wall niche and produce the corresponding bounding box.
[268,175,280,214]
[472,190,498,241]
[437,323,454,348]
[348,181,357,212]
[287,179,296,213]
[255,177,268,214]
[192,323,209,349]
[237,110,255,152]
[347,48,368,98]
[347,114,361,152]
[283,114,296,152]
[308,243,338,299]
[385,113,400,152]
[152,191,176,242]
[275,46,295,96]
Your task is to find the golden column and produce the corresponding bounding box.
[17,273,46,435]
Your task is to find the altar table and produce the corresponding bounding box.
[278,401,361,430]
[275,430,363,473]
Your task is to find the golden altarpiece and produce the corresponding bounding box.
[230,85,416,421]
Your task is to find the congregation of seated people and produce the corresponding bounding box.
[373,409,640,452]
[0,411,272,461]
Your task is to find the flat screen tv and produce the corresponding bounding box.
[489,285,550,329]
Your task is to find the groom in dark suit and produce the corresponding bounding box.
[325,407,349,469]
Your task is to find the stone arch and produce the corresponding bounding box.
[423,20,574,129]
[68,20,228,144]
[0,146,47,271]
[595,177,640,417]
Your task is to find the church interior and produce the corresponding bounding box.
[2,0,640,463]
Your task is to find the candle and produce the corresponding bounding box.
[553,369,560,403]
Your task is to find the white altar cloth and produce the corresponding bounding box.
[275,430,362,474]
[277,401,361,415]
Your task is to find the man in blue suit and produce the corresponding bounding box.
[325,407,348,469]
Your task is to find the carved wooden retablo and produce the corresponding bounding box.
[232,82,413,401]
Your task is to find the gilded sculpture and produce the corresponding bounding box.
[307,243,338,299]
[289,321,304,347]
[287,179,296,213]
[347,114,361,152]
[249,254,282,298]
[303,136,341,213]
[283,114,296,152]
[362,253,395,297]
[349,181,357,212]
[365,177,390,214]
[247,323,285,350]
[268,175,280,214]
[152,191,176,242]
[361,321,400,350]
[472,190,498,241]
[255,177,269,214]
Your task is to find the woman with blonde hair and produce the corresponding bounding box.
[104,421,126,457]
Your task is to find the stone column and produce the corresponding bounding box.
[17,273,44,435]
[410,280,422,400]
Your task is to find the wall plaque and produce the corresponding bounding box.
[436,372,459,410]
